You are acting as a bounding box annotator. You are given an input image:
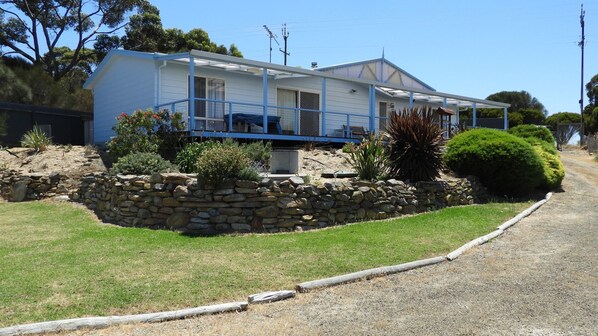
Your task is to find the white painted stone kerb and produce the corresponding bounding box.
[0,302,248,336]
[296,256,447,293]
[447,192,552,261]
[248,290,296,304]
[497,192,552,231]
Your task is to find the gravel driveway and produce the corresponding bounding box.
[74,149,598,336]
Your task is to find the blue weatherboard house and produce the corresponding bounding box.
[84,49,509,145]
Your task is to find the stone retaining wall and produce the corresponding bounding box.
[74,173,487,235]
[0,169,70,201]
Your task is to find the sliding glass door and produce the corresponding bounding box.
[277,88,320,136]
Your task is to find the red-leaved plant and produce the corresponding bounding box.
[386,106,444,181]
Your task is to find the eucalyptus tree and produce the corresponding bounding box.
[0,0,149,80]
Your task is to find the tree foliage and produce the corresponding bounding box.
[586,74,598,106]
[0,0,149,80]
[458,90,547,128]
[584,74,598,135]
[93,4,243,64]
[545,112,581,131]
[459,107,545,128]
[486,90,546,114]
[1,56,92,111]
[0,58,31,103]
[583,105,598,135]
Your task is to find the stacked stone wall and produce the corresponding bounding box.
[74,173,487,235]
[1,168,487,234]
[0,170,69,201]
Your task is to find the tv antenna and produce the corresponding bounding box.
[263,25,280,63]
[279,23,290,65]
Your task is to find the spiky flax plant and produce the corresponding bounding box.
[386,106,444,181]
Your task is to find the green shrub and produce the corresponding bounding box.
[346,133,388,181]
[176,140,271,174]
[508,124,555,144]
[21,125,52,152]
[534,147,565,190]
[197,145,250,186]
[342,142,353,154]
[107,109,185,159]
[444,129,544,196]
[386,106,444,181]
[520,136,558,155]
[110,152,177,175]
[175,141,222,173]
[237,165,261,182]
[242,141,272,168]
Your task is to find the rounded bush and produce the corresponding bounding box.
[444,129,544,196]
[110,152,177,175]
[520,136,558,155]
[508,124,555,144]
[196,145,249,186]
[534,147,565,190]
[175,141,222,173]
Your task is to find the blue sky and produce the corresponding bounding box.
[150,0,597,115]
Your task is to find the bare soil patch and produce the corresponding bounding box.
[0,145,108,179]
[0,145,355,186]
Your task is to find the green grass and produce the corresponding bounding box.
[0,200,530,327]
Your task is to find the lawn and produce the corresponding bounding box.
[0,200,530,327]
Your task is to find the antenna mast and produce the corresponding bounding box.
[280,23,290,65]
[263,25,279,63]
[579,3,586,142]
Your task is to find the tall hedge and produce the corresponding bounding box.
[444,129,544,196]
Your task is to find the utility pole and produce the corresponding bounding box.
[280,23,290,65]
[263,25,279,63]
[579,3,586,143]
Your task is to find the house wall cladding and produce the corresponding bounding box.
[92,56,155,144]
[74,173,487,235]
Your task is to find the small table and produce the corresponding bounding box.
[224,113,283,134]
